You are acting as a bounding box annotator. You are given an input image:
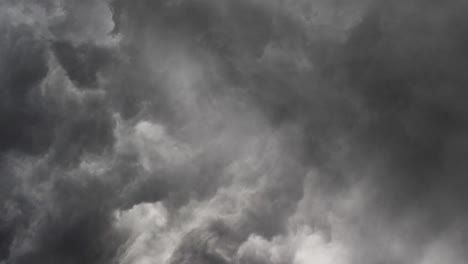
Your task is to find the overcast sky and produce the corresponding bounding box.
[1,0,467,263]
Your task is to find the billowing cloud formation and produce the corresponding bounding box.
[1,0,467,264]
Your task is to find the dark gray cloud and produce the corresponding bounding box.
[0,23,51,155]
[52,41,113,89]
[1,0,467,263]
[346,0,468,226]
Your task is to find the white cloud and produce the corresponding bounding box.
[294,231,349,264]
[133,121,194,171]
[113,202,176,264]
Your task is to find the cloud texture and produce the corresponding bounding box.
[1,0,467,263]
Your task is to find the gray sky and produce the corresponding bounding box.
[1,0,467,263]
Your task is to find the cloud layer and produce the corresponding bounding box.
[1,0,467,263]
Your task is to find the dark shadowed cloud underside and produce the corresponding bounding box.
[1,0,467,263]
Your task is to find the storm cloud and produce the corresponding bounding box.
[0,0,467,263]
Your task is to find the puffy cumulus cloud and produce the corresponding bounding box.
[0,0,118,45]
[113,202,173,264]
[112,125,306,264]
[2,0,468,264]
[236,227,349,264]
[0,154,121,264]
[0,0,121,262]
[132,121,194,171]
[294,233,349,264]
